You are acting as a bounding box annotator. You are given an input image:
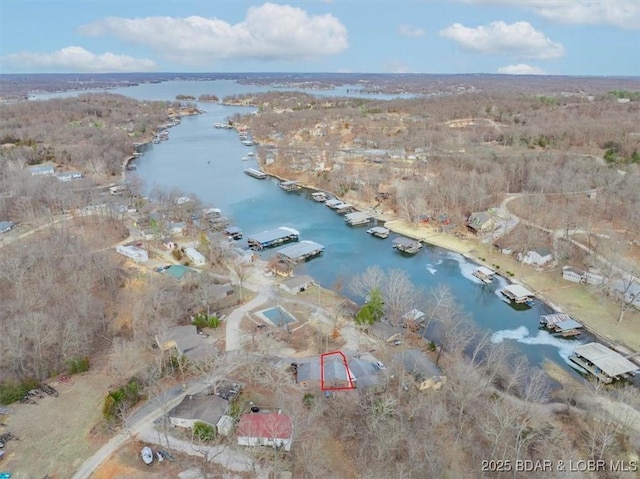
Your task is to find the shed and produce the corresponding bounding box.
[236,412,293,451]
[520,247,553,266]
[562,266,585,283]
[280,275,315,295]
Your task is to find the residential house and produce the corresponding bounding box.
[294,355,354,390]
[466,211,493,234]
[169,221,187,235]
[562,266,585,283]
[169,394,229,429]
[162,238,176,250]
[115,244,149,263]
[163,264,197,282]
[393,349,447,391]
[280,275,315,295]
[520,247,553,267]
[0,220,16,234]
[367,321,403,344]
[209,283,235,301]
[156,325,214,360]
[236,412,293,451]
[347,352,388,393]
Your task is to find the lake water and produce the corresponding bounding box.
[36,79,587,374]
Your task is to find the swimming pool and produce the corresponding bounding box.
[259,306,298,327]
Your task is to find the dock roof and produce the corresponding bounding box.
[554,319,584,331]
[368,226,388,234]
[475,266,495,276]
[573,342,639,378]
[503,284,534,298]
[248,227,299,244]
[393,237,421,247]
[277,240,324,261]
[344,212,371,223]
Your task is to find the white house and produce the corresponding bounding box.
[562,266,585,283]
[185,247,206,267]
[280,275,315,295]
[236,412,293,451]
[115,244,148,263]
[520,247,553,267]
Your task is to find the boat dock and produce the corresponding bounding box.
[393,237,422,255]
[472,266,496,284]
[247,226,299,250]
[279,180,302,192]
[334,203,354,215]
[311,192,329,202]
[325,199,344,209]
[244,168,267,179]
[277,240,325,263]
[367,226,390,239]
[500,284,535,305]
[344,212,372,226]
[569,342,639,383]
[224,226,243,240]
[539,313,583,337]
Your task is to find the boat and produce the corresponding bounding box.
[241,156,250,161]
[472,266,495,284]
[141,446,154,465]
[367,226,389,238]
[247,152,255,157]
[279,180,302,192]
[311,191,328,202]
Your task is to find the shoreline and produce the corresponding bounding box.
[258,164,640,364]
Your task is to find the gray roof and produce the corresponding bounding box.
[468,211,490,227]
[393,237,420,247]
[554,319,584,331]
[534,246,552,256]
[348,355,386,390]
[248,227,299,244]
[367,226,388,234]
[169,394,229,425]
[503,284,534,298]
[282,275,315,290]
[296,356,350,383]
[573,342,639,377]
[277,240,324,261]
[393,349,442,382]
[0,220,15,232]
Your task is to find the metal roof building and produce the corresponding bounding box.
[247,226,299,250]
[277,240,324,263]
[570,342,639,382]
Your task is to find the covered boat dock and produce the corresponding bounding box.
[279,180,302,191]
[540,313,583,337]
[472,266,496,284]
[569,342,639,383]
[393,237,422,255]
[500,284,535,304]
[244,168,267,179]
[247,227,299,250]
[367,226,389,238]
[344,212,372,226]
[277,240,325,263]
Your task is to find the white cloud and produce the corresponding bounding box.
[498,63,547,75]
[439,21,564,59]
[398,24,425,38]
[0,46,156,73]
[460,1,640,29]
[78,3,348,65]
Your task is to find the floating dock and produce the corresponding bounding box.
[344,212,372,226]
[392,237,422,255]
[472,266,496,284]
[224,226,243,240]
[279,180,302,192]
[569,342,639,383]
[244,168,267,179]
[540,313,583,337]
[334,203,354,215]
[367,226,389,239]
[311,192,329,202]
[247,226,299,250]
[500,284,535,305]
[325,199,344,209]
[277,240,325,263]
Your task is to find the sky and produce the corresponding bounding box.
[0,1,638,76]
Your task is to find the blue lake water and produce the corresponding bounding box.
[37,79,587,375]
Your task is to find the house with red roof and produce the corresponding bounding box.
[236,411,293,451]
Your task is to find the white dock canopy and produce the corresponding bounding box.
[573,343,639,378]
[503,284,534,298]
[475,266,495,277]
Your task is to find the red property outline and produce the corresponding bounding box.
[320,351,356,391]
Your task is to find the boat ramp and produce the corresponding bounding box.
[392,237,422,255]
[472,266,496,284]
[344,212,372,226]
[569,342,639,383]
[277,240,325,264]
[500,284,535,305]
[539,313,583,337]
[244,168,267,179]
[279,180,302,192]
[247,227,299,250]
[367,226,390,239]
